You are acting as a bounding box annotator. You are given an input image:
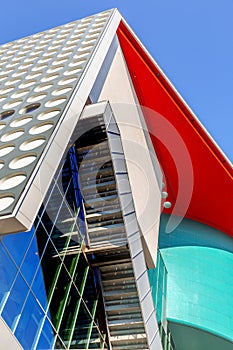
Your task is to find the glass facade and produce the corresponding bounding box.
[0,148,109,349]
[148,250,167,326]
[0,105,163,350]
[148,251,176,350]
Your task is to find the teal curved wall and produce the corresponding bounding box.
[150,215,233,347]
[161,246,233,342]
[159,214,233,253]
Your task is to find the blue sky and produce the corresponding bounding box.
[0,0,232,161]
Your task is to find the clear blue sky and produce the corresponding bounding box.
[0,0,232,161]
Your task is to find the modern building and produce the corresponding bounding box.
[0,8,232,350]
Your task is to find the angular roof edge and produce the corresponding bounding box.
[117,19,233,236]
[118,19,232,174]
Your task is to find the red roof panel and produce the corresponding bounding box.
[117,22,233,236]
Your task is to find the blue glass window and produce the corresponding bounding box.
[36,317,55,350]
[20,234,40,285]
[31,265,49,311]
[0,243,17,309]
[2,272,28,330]
[15,292,45,350]
[2,228,33,267]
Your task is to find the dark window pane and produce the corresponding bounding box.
[55,334,67,349]
[49,265,71,330]
[89,325,106,349]
[42,184,64,229]
[82,269,97,312]
[58,283,81,345]
[35,221,50,257]
[2,273,28,330]
[70,302,92,349]
[39,239,62,305]
[52,200,81,245]
[73,256,89,293]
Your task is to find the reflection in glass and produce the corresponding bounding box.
[2,272,28,330]
[0,145,109,349]
[31,265,49,311]
[20,233,40,285]
[36,317,55,350]
[15,293,45,350]
[70,304,92,349]
[0,243,17,310]
[2,228,33,266]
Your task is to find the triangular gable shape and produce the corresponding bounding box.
[0,8,232,238]
[117,21,233,236]
[0,9,121,233]
[0,9,232,350]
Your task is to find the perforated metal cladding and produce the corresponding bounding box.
[0,9,113,216]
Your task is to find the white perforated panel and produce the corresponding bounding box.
[0,9,113,217]
[0,8,122,233]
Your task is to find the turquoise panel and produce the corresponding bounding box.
[148,251,167,324]
[159,214,233,253]
[160,246,233,342]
